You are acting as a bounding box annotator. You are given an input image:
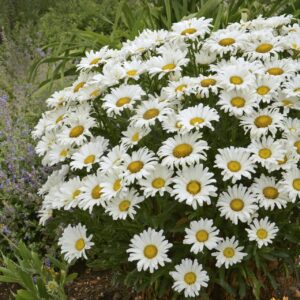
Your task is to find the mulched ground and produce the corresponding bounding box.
[1,268,300,300]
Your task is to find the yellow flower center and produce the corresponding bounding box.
[294,87,300,92]
[294,140,300,154]
[267,67,284,76]
[84,154,96,165]
[73,82,85,93]
[173,143,193,158]
[258,148,272,159]
[175,84,187,92]
[196,230,209,242]
[127,161,144,173]
[118,200,131,212]
[127,69,138,76]
[190,117,205,126]
[230,198,244,211]
[186,180,201,195]
[263,187,279,199]
[72,189,81,199]
[162,63,176,71]
[230,76,243,85]
[131,132,140,142]
[69,125,84,138]
[200,78,216,87]
[90,57,101,65]
[293,178,300,191]
[230,97,245,108]
[256,43,273,53]
[184,272,197,285]
[60,149,69,158]
[223,247,235,258]
[256,228,268,239]
[143,108,160,120]
[113,179,122,191]
[75,238,85,251]
[181,28,197,35]
[55,115,64,124]
[254,115,272,128]
[227,161,241,172]
[90,89,101,98]
[175,121,183,129]
[257,86,270,96]
[91,185,102,199]
[116,97,131,107]
[282,99,293,107]
[144,244,158,259]
[277,155,288,165]
[218,37,236,46]
[152,177,165,189]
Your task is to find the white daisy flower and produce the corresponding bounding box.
[139,164,173,197]
[177,103,220,132]
[46,89,71,109]
[127,228,172,273]
[158,132,209,168]
[254,75,280,104]
[70,136,108,171]
[121,125,151,149]
[247,136,285,168]
[76,83,105,103]
[47,143,73,166]
[194,75,219,98]
[35,131,57,157]
[38,206,53,226]
[71,72,96,94]
[44,106,68,131]
[242,31,284,61]
[251,175,288,210]
[78,173,106,213]
[57,114,96,146]
[163,76,196,100]
[58,223,94,263]
[272,92,300,112]
[240,108,284,137]
[282,118,300,137]
[214,147,256,183]
[183,219,221,253]
[217,90,258,117]
[263,58,296,79]
[217,184,258,224]
[195,48,217,65]
[171,17,212,39]
[52,177,82,210]
[100,169,126,200]
[279,168,300,202]
[146,49,189,79]
[122,147,158,184]
[204,29,245,56]
[169,259,209,298]
[212,236,247,269]
[161,111,184,134]
[77,47,111,70]
[105,188,144,220]
[123,59,145,81]
[130,97,172,128]
[99,145,126,173]
[171,164,217,209]
[103,84,145,116]
[246,217,279,248]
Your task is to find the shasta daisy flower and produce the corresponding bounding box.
[169,259,209,298]
[103,84,145,116]
[127,228,172,273]
[279,168,300,202]
[246,217,279,248]
[195,75,219,98]
[99,145,125,173]
[183,219,221,253]
[282,75,300,97]
[217,184,258,224]
[177,103,220,132]
[254,75,280,104]
[105,188,143,220]
[171,164,217,209]
[121,125,151,149]
[158,132,209,168]
[139,164,173,197]
[251,175,289,210]
[100,169,126,200]
[214,147,256,183]
[122,147,158,183]
[58,223,94,263]
[212,237,247,269]
[77,47,111,70]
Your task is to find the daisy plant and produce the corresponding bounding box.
[34,15,300,299]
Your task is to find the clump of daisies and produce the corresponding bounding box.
[34,14,300,298]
